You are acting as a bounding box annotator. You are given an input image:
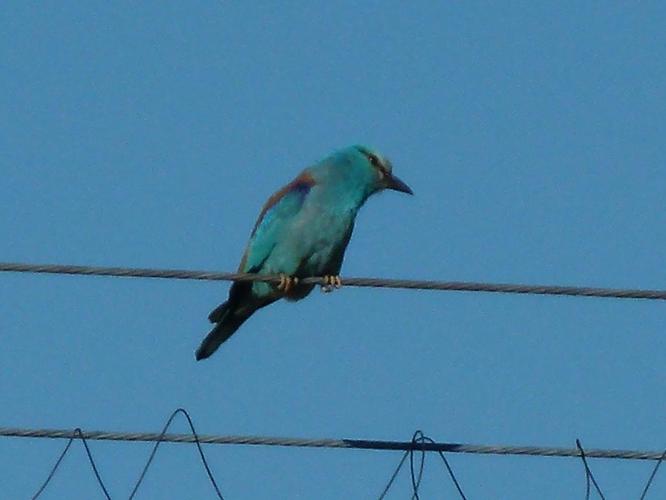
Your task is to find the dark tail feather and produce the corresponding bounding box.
[208,301,230,323]
[196,302,251,361]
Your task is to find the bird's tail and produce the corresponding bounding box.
[195,301,251,361]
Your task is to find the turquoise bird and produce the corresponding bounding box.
[195,145,413,360]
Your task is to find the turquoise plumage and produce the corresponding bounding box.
[195,145,412,360]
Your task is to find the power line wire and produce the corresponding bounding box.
[2,425,663,461]
[2,261,666,300]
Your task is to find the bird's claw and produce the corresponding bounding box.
[277,274,299,293]
[320,275,342,293]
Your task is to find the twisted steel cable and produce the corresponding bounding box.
[2,261,666,300]
[2,426,664,461]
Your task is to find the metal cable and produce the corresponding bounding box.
[2,261,666,300]
[128,408,224,500]
[422,436,467,499]
[2,426,664,461]
[31,410,224,500]
[378,450,410,499]
[409,431,427,500]
[33,428,111,500]
[639,448,666,500]
[577,439,606,500]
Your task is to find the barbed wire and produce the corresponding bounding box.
[2,411,663,499]
[2,261,666,300]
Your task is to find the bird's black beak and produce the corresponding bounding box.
[385,173,413,195]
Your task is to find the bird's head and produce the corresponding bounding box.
[344,145,413,197]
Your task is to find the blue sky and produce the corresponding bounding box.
[1,1,665,498]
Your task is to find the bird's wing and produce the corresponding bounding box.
[238,171,316,273]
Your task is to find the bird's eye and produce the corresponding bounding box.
[367,153,386,176]
[362,150,387,178]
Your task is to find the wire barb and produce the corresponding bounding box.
[2,261,666,300]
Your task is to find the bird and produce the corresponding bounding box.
[195,145,413,360]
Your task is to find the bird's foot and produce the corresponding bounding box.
[320,275,342,293]
[277,274,299,293]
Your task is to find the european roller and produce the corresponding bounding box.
[195,145,413,360]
